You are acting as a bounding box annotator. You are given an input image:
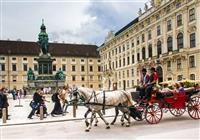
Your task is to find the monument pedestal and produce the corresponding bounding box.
[37,54,54,75]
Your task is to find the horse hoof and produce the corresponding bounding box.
[85,129,90,132]
[126,124,130,127]
[85,122,89,127]
[106,126,110,129]
[121,123,124,126]
[94,124,98,127]
[111,122,114,125]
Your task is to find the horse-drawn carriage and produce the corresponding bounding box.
[131,87,200,124]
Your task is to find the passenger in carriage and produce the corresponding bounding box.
[176,82,185,94]
[139,68,150,99]
[143,67,158,101]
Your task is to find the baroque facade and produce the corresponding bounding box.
[0,40,102,90]
[99,0,200,90]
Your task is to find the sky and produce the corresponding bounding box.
[0,0,148,46]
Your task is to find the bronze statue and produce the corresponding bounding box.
[38,19,49,55]
[55,68,65,80]
[27,68,35,81]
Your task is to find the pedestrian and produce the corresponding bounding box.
[27,88,42,119]
[11,88,16,100]
[0,87,10,120]
[139,68,150,99]
[51,90,63,117]
[35,90,48,118]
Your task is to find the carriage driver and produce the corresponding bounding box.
[139,68,150,99]
[143,67,158,101]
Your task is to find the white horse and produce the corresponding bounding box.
[69,87,136,132]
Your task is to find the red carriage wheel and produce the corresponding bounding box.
[188,96,200,119]
[169,108,186,117]
[145,103,163,124]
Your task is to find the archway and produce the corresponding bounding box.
[156,66,163,83]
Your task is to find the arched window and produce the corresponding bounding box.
[157,40,162,57]
[177,33,184,50]
[167,36,173,52]
[142,47,145,60]
[190,74,195,80]
[148,44,152,58]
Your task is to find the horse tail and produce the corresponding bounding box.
[121,90,135,107]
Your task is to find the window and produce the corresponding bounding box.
[112,62,114,69]
[90,84,93,88]
[62,58,66,62]
[82,84,85,87]
[189,8,195,22]
[131,42,134,48]
[157,41,162,57]
[167,61,171,70]
[89,59,93,62]
[123,58,126,66]
[137,37,140,45]
[72,75,76,81]
[81,59,84,62]
[89,75,93,81]
[119,59,121,67]
[131,69,134,77]
[62,65,66,71]
[190,33,196,48]
[127,43,130,50]
[97,59,101,63]
[0,63,5,71]
[72,65,76,71]
[23,58,27,61]
[142,34,145,42]
[72,59,75,62]
[23,64,28,71]
[81,65,85,72]
[12,75,17,82]
[34,58,37,61]
[137,53,140,61]
[53,65,56,71]
[148,30,152,40]
[127,70,129,78]
[90,66,93,72]
[177,33,184,49]
[190,74,195,80]
[98,75,101,81]
[34,64,38,71]
[148,44,152,58]
[189,55,195,68]
[81,76,85,81]
[177,14,182,26]
[177,75,183,81]
[177,58,181,70]
[119,46,121,53]
[0,57,5,60]
[127,57,130,65]
[157,25,161,36]
[142,48,145,60]
[127,80,129,88]
[98,66,101,72]
[12,57,16,60]
[132,55,135,64]
[115,61,118,68]
[122,45,125,52]
[167,20,172,31]
[119,71,121,79]
[12,64,17,71]
[122,71,125,78]
[167,36,173,52]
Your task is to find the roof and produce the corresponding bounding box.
[115,17,139,36]
[0,40,100,58]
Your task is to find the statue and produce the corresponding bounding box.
[138,8,142,16]
[27,68,35,81]
[55,68,65,80]
[38,19,49,55]
[144,3,148,12]
[150,0,155,7]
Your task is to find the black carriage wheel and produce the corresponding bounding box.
[169,108,186,117]
[188,96,200,119]
[133,104,145,121]
[145,104,163,124]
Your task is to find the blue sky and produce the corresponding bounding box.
[1,0,147,46]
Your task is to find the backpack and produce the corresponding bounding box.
[51,93,57,102]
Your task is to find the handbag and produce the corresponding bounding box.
[30,100,38,109]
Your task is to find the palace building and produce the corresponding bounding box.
[0,40,102,90]
[99,0,200,90]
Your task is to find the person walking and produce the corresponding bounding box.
[27,88,42,119]
[0,88,9,120]
[51,90,63,117]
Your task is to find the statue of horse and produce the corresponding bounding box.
[69,87,136,132]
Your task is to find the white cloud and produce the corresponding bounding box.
[1,0,147,45]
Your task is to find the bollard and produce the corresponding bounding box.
[40,106,44,120]
[2,108,7,123]
[73,103,76,118]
